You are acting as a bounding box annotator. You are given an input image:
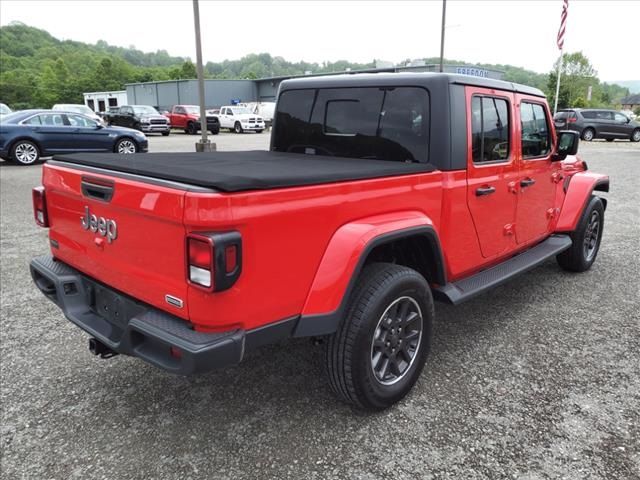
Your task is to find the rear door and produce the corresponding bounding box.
[514,97,559,244]
[43,164,190,319]
[23,113,78,152]
[465,87,519,258]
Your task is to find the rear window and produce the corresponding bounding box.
[273,87,429,163]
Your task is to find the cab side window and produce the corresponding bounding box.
[521,102,551,158]
[471,96,510,163]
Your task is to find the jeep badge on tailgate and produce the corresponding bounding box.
[80,206,117,243]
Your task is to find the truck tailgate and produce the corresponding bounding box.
[43,163,190,320]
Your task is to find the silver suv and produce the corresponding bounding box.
[554,108,640,142]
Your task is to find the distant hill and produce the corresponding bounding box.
[0,22,631,109]
[608,80,640,94]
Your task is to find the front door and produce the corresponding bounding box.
[466,87,519,258]
[515,97,559,245]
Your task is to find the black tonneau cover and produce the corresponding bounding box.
[51,151,436,192]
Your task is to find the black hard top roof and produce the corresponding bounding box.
[280,72,545,98]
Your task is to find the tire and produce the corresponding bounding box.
[114,137,138,154]
[581,128,595,141]
[162,131,170,136]
[234,122,243,134]
[556,195,604,272]
[631,129,640,142]
[325,263,433,411]
[209,128,219,135]
[606,138,614,142]
[10,140,40,165]
[187,122,198,135]
[256,129,264,134]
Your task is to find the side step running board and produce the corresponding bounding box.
[433,235,572,305]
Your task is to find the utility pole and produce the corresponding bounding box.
[439,0,447,73]
[193,0,214,152]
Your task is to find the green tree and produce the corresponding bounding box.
[180,60,197,78]
[547,52,598,109]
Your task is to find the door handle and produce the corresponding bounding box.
[475,186,496,196]
[520,178,536,188]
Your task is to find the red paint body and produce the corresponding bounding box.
[165,105,201,130]
[39,87,608,334]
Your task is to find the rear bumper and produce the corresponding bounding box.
[30,255,244,374]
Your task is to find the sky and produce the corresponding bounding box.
[1,0,638,82]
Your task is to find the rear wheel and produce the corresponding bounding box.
[114,138,138,154]
[10,140,40,165]
[557,195,604,272]
[234,122,243,134]
[631,129,640,142]
[325,263,433,410]
[162,131,170,136]
[581,128,595,141]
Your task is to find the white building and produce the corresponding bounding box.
[83,90,128,113]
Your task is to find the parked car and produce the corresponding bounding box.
[216,105,265,133]
[0,102,12,118]
[165,105,220,135]
[244,102,275,129]
[29,73,608,410]
[0,110,148,165]
[554,108,640,142]
[100,106,121,124]
[52,104,104,125]
[106,105,170,135]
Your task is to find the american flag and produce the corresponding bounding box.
[557,0,569,50]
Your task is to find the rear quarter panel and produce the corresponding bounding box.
[184,172,443,331]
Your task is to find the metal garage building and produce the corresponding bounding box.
[125,64,504,111]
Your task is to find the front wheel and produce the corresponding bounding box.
[11,140,40,165]
[186,122,197,135]
[234,122,243,134]
[325,263,433,410]
[114,138,138,154]
[581,128,595,141]
[557,195,605,272]
[256,129,264,134]
[209,128,219,135]
[631,129,640,142]
[162,131,170,136]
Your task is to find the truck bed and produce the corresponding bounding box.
[51,151,436,192]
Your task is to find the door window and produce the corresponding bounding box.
[614,112,628,123]
[175,107,186,114]
[471,96,510,163]
[521,102,551,158]
[67,114,96,127]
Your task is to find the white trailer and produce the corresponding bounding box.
[83,90,128,113]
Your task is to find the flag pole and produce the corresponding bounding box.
[554,0,568,114]
[553,50,563,115]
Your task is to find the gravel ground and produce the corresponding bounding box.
[1,136,638,479]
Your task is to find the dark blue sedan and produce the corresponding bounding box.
[0,110,148,165]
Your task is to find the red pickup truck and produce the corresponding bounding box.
[30,73,608,410]
[165,105,220,135]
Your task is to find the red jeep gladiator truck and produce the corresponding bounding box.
[30,73,609,410]
[165,105,220,135]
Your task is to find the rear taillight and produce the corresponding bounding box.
[568,117,577,123]
[188,236,213,288]
[32,186,49,227]
[187,232,242,292]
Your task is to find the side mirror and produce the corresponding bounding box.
[95,123,104,129]
[552,130,579,161]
